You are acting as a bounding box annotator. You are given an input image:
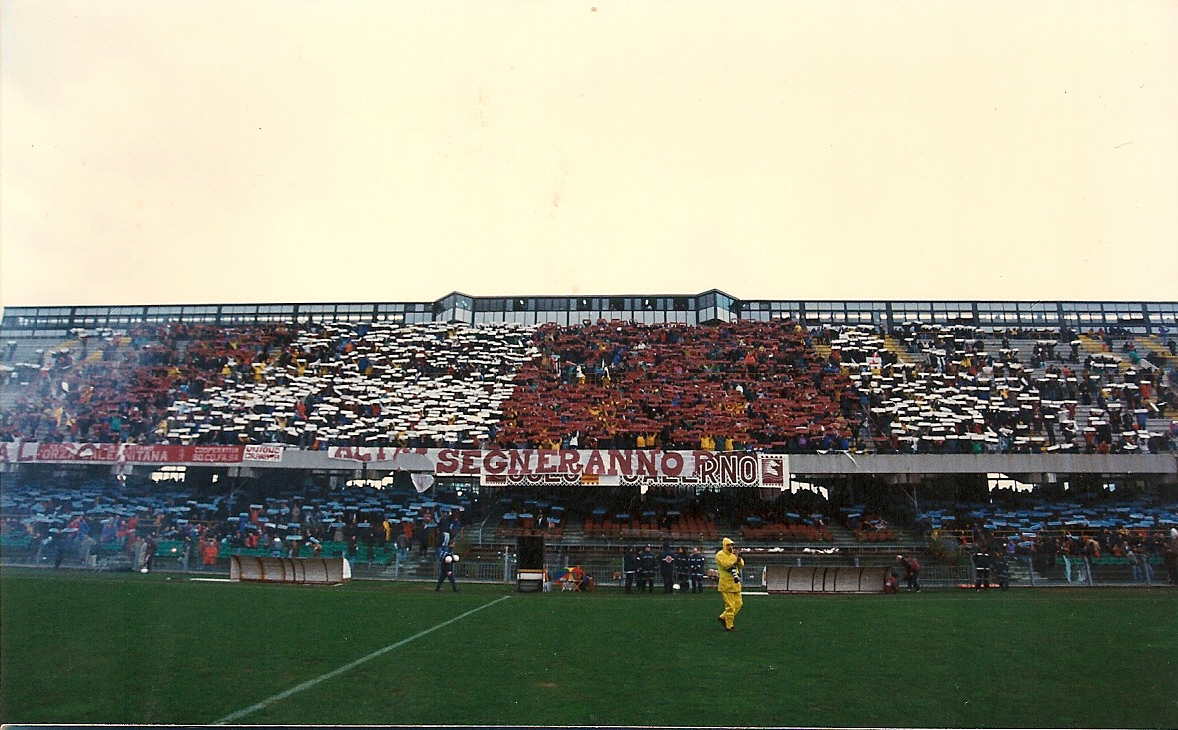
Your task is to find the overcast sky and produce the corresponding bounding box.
[2,0,1176,308]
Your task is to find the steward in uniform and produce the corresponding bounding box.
[658,544,676,593]
[674,547,689,592]
[623,547,638,593]
[688,547,705,593]
[638,545,657,592]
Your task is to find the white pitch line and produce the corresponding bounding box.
[213,594,511,725]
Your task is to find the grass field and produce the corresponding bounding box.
[1,568,1175,728]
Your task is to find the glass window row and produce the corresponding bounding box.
[3,298,1175,333]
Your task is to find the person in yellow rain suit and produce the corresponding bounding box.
[715,537,744,631]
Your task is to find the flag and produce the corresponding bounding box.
[411,473,435,493]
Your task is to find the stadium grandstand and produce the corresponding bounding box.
[2,291,1177,589]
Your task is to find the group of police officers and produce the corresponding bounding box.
[622,540,745,631]
[622,544,710,594]
[438,537,747,630]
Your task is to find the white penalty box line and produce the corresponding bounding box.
[213,594,512,725]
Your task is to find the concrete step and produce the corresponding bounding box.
[1140,335,1176,364]
[881,335,917,365]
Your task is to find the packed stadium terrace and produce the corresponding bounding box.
[1,316,1175,454]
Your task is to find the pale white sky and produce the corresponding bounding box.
[2,0,1176,308]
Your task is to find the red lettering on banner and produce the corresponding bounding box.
[37,443,121,461]
[661,451,684,477]
[436,449,459,474]
[459,450,480,474]
[583,450,606,475]
[607,450,631,476]
[738,455,757,482]
[124,445,173,463]
[35,444,71,460]
[535,450,555,473]
[330,446,369,462]
[720,455,738,482]
[695,452,718,481]
[559,450,582,474]
[483,450,507,475]
[634,450,657,475]
[508,449,531,475]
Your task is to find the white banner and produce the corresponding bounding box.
[326,447,788,488]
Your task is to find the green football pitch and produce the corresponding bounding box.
[1,568,1175,728]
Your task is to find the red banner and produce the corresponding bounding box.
[36,443,123,461]
[21,443,245,464]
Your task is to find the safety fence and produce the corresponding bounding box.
[3,544,1173,589]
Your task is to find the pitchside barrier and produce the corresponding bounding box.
[764,565,888,594]
[229,555,351,585]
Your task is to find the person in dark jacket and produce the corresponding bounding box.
[638,545,657,593]
[435,544,459,592]
[674,547,689,592]
[658,544,676,593]
[896,554,921,593]
[623,547,638,593]
[973,548,991,590]
[992,551,1010,590]
[688,547,705,593]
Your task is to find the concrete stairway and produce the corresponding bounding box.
[1139,335,1175,365]
[881,335,918,365]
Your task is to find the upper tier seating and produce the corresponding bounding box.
[494,318,859,452]
[2,319,1172,454]
[158,321,539,448]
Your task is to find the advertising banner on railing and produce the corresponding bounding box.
[0,441,247,464]
[0,442,789,486]
[242,444,284,462]
[326,447,789,489]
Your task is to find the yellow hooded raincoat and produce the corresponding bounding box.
[715,537,743,630]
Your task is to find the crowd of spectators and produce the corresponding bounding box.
[0,476,225,570]
[156,320,537,448]
[495,318,858,452]
[0,474,472,570]
[834,323,1177,454]
[918,497,1178,581]
[0,323,297,444]
[2,318,1174,455]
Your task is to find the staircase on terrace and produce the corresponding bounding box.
[881,335,918,365]
[1076,334,1132,372]
[1139,335,1176,365]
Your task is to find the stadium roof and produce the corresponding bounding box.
[2,291,1176,334]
